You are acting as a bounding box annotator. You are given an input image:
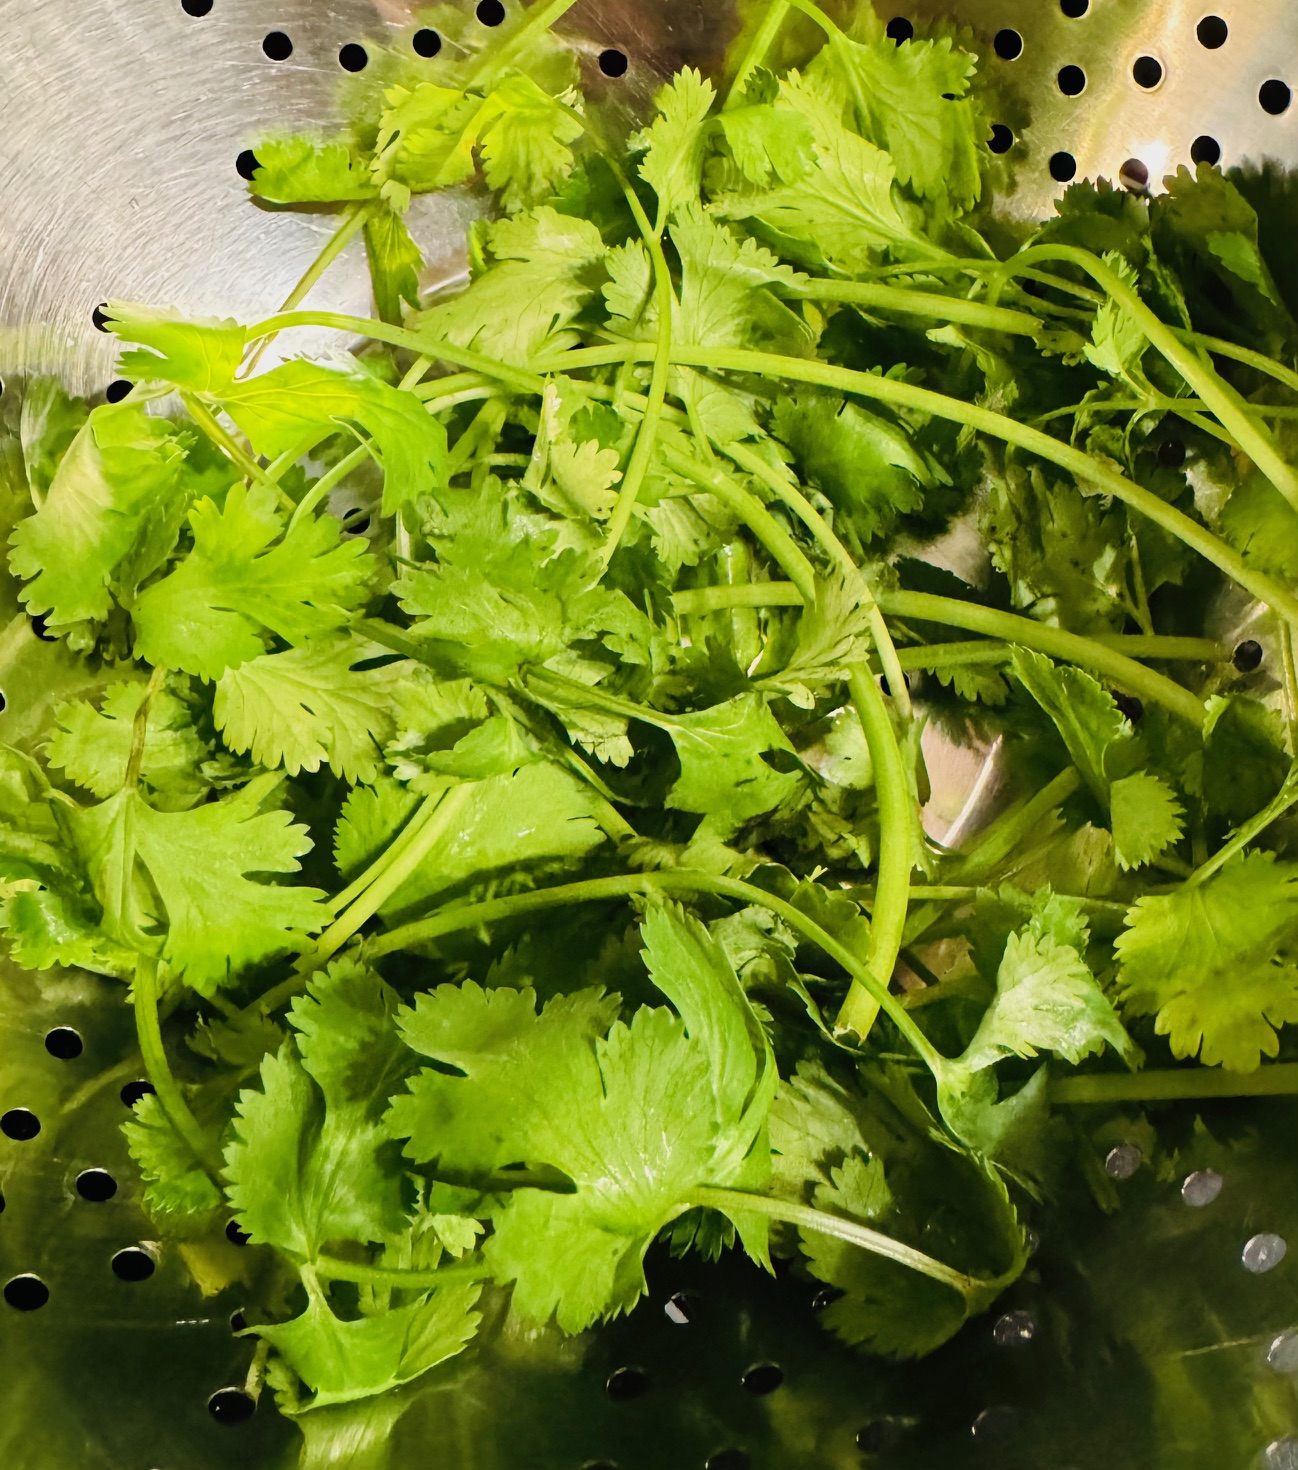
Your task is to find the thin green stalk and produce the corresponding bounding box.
[724,0,793,107]
[1283,621,1298,759]
[288,442,371,530]
[839,668,913,1039]
[363,869,945,1072]
[686,1185,994,1299]
[881,590,1208,726]
[124,665,167,791]
[132,955,221,1176]
[1173,328,1298,397]
[313,1255,489,1291]
[534,341,1298,627]
[781,278,1043,336]
[1013,244,1298,516]
[673,583,1207,725]
[594,141,675,561]
[1050,1063,1298,1104]
[298,784,478,978]
[722,439,912,722]
[948,766,1083,885]
[248,311,546,396]
[244,203,373,375]
[464,0,582,89]
[181,394,281,495]
[1187,768,1298,887]
[323,795,442,920]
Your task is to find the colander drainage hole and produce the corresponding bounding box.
[105,379,132,403]
[1058,64,1086,96]
[111,1247,156,1282]
[208,1387,257,1424]
[993,28,1022,61]
[226,1220,251,1246]
[988,123,1014,154]
[339,43,368,72]
[1197,15,1228,49]
[1243,1233,1288,1274]
[599,49,629,77]
[1,1108,40,1141]
[665,1289,699,1324]
[705,1452,750,1470]
[886,17,913,44]
[1261,80,1293,115]
[1267,1330,1298,1373]
[181,0,213,14]
[993,1309,1036,1346]
[1191,134,1222,166]
[1181,1168,1223,1206]
[1234,640,1264,672]
[92,303,111,332]
[1049,151,1078,183]
[30,614,56,642]
[44,1026,83,1060]
[1061,0,1088,14]
[235,150,259,182]
[4,1275,49,1311]
[262,31,293,62]
[741,1362,784,1395]
[1158,437,1186,467]
[477,0,506,25]
[605,1366,649,1400]
[230,1309,248,1333]
[1105,1143,1142,1178]
[120,1079,156,1108]
[1133,55,1164,89]
[414,27,442,57]
[76,1169,117,1203]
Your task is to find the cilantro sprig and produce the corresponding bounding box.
[4,0,1298,1431]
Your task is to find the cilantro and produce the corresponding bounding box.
[5,12,1298,1440]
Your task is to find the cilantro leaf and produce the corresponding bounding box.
[1116,852,1298,1070]
[1110,770,1186,872]
[47,681,211,801]
[249,136,378,203]
[105,302,247,392]
[132,483,373,681]
[390,905,773,1331]
[122,1091,224,1228]
[770,390,933,546]
[478,72,584,212]
[215,637,405,783]
[665,692,805,830]
[72,777,324,994]
[1010,648,1130,801]
[635,68,717,221]
[9,401,191,630]
[364,204,425,324]
[18,377,88,497]
[809,26,984,214]
[254,1282,482,1411]
[416,206,606,363]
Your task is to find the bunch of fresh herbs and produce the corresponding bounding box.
[4,0,1298,1432]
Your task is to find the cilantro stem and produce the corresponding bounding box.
[781,279,1043,337]
[532,339,1298,625]
[298,784,479,977]
[723,0,792,108]
[244,202,372,374]
[599,161,673,561]
[181,394,280,496]
[1186,768,1298,887]
[1282,621,1298,759]
[287,443,370,530]
[313,1254,488,1291]
[685,1185,994,1300]
[1050,1063,1298,1104]
[672,584,1210,725]
[124,665,167,791]
[1175,329,1298,397]
[837,667,913,1040]
[362,869,945,1072]
[131,954,221,1176]
[1013,245,1298,517]
[464,0,582,89]
[945,765,1084,887]
[721,439,913,721]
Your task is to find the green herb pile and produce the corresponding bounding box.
[5,0,1298,1428]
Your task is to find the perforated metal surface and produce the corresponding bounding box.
[1,3,1298,1468]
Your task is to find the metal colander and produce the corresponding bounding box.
[2,2,1298,1468]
